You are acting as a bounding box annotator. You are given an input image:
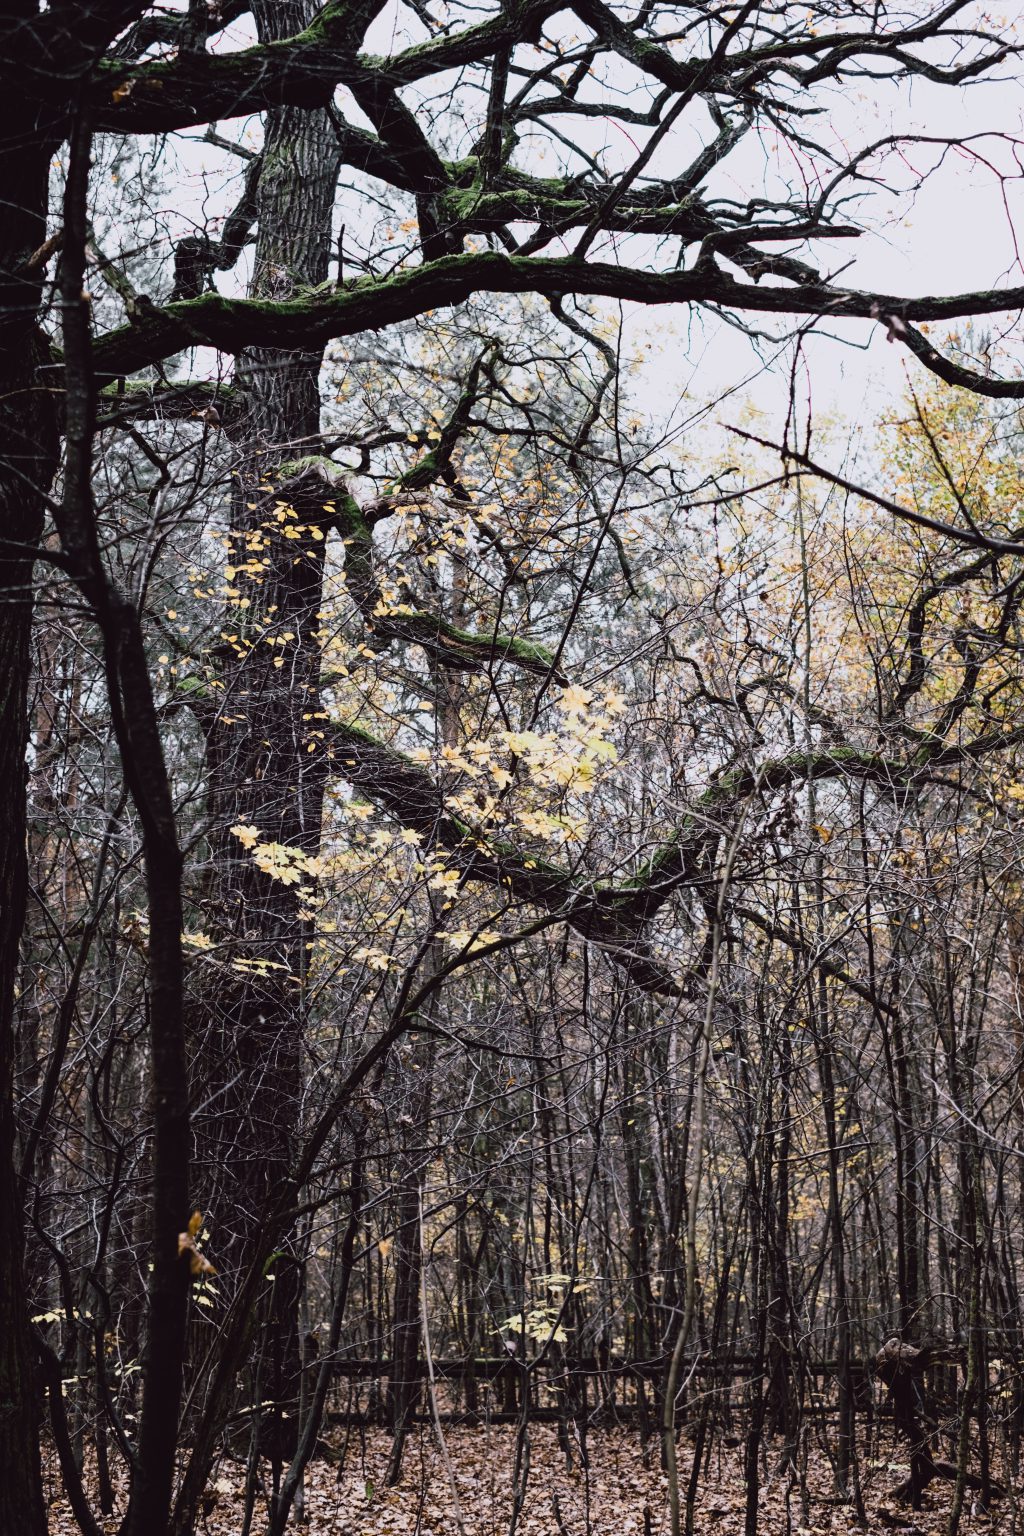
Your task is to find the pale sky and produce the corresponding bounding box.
[141,2,1024,453]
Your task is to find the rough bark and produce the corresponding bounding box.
[0,85,60,1531]
[189,0,342,1472]
[0,354,57,1536]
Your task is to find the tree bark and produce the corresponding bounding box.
[0,98,60,1532]
[191,0,341,1466]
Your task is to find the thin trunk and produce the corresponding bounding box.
[57,115,191,1536]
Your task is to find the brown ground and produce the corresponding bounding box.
[43,1425,1019,1536]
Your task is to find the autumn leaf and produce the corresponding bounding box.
[230,823,261,848]
[178,1210,216,1276]
[558,683,593,713]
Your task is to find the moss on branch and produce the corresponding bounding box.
[322,727,954,994]
[378,611,563,681]
[90,251,1024,388]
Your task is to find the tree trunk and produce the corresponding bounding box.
[0,108,60,1533]
[191,0,340,1464]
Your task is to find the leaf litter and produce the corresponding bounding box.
[42,1425,1019,1536]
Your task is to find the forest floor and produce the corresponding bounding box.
[44,1425,1020,1536]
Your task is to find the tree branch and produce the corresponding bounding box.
[89,252,1024,383]
[320,716,1024,994]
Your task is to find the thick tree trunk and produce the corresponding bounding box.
[0,111,60,1533]
[191,0,340,1462]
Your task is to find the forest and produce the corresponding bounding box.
[5,2,1024,1534]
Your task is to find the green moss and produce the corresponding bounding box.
[174,674,213,701]
[277,454,349,485]
[394,611,559,678]
[330,719,396,752]
[623,832,683,889]
[338,497,373,550]
[442,189,590,225]
[485,839,570,884]
[397,448,441,489]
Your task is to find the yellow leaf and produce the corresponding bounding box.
[558,684,593,713]
[178,1212,217,1277]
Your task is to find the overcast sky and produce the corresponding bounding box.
[154,3,1024,455]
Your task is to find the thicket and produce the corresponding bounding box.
[4,3,1024,1534]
